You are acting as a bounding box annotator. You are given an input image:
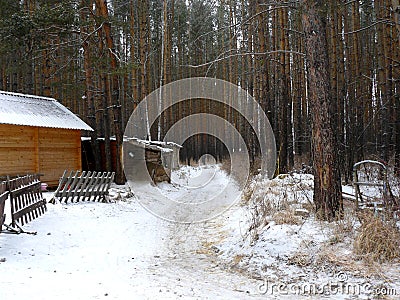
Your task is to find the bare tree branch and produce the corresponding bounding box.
[183,50,305,69]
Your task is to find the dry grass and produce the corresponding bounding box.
[316,245,390,280]
[272,210,302,225]
[232,254,245,265]
[288,251,312,267]
[328,210,357,245]
[242,184,254,204]
[354,211,400,263]
[245,173,314,243]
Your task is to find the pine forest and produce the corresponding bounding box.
[1,0,400,218]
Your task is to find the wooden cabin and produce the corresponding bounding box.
[0,91,93,187]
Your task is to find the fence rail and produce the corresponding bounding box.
[54,170,115,203]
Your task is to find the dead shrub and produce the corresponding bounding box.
[246,173,313,242]
[354,212,400,262]
[247,192,272,242]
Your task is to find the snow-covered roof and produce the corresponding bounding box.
[127,137,181,153]
[147,140,183,148]
[0,90,93,131]
[81,136,130,142]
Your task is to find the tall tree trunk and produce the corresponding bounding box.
[337,4,346,180]
[352,1,364,162]
[392,0,400,174]
[95,0,125,184]
[277,7,288,174]
[131,0,139,111]
[80,0,101,171]
[393,0,400,46]
[138,0,150,139]
[301,0,343,221]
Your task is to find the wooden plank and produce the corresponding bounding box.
[0,149,35,156]
[37,128,82,186]
[38,129,80,148]
[39,127,79,136]
[105,172,115,200]
[53,170,115,203]
[66,171,81,203]
[0,125,36,149]
[0,140,36,148]
[0,147,36,180]
[83,172,98,202]
[60,171,75,203]
[76,133,82,171]
[98,172,110,201]
[53,170,67,199]
[13,200,47,223]
[96,173,108,201]
[0,181,8,233]
[38,151,77,161]
[8,174,46,228]
[71,171,86,202]
[78,171,93,202]
[34,127,39,174]
[92,172,103,200]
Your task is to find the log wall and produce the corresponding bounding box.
[0,124,82,186]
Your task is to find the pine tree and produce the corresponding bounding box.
[301,0,343,221]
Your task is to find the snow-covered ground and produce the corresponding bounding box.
[0,165,266,300]
[215,173,400,300]
[1,165,399,299]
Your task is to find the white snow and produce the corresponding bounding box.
[214,172,400,299]
[0,90,93,131]
[126,137,181,153]
[0,166,264,300]
[130,165,243,223]
[1,166,399,300]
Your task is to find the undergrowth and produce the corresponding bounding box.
[354,211,400,263]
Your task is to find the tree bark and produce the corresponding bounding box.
[393,0,400,46]
[131,0,139,111]
[301,0,343,221]
[277,7,288,174]
[80,0,101,171]
[95,0,125,184]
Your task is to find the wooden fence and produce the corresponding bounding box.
[0,181,8,233]
[54,170,115,203]
[8,174,47,228]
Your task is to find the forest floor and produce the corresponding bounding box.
[0,165,399,299]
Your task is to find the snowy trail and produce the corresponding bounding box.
[0,166,275,300]
[124,166,268,299]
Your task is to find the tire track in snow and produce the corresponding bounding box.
[130,167,272,299]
